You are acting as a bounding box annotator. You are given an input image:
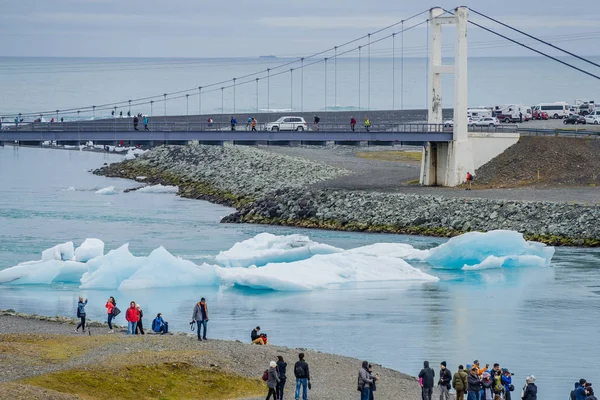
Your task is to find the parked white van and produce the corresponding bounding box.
[533,102,570,119]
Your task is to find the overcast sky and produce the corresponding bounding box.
[2,0,599,58]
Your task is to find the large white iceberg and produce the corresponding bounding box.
[215,233,342,268]
[41,241,75,261]
[216,252,438,291]
[137,184,179,194]
[74,238,104,262]
[0,259,87,285]
[419,230,555,270]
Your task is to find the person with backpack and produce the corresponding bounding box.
[191,298,209,341]
[453,365,468,400]
[251,117,257,132]
[438,361,452,400]
[418,361,435,400]
[521,376,537,400]
[574,380,589,400]
[276,355,287,400]
[358,360,374,400]
[501,369,513,400]
[152,313,168,334]
[586,386,597,400]
[294,352,310,400]
[467,366,481,400]
[75,297,87,333]
[105,296,118,333]
[125,301,140,335]
[265,361,280,400]
[466,172,474,190]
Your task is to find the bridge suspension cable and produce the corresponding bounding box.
[10,9,430,118]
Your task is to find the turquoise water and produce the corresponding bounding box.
[1,146,600,399]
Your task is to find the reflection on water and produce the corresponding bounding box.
[1,147,600,399]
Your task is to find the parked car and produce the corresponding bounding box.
[265,116,308,131]
[472,117,500,127]
[584,114,600,125]
[532,110,549,120]
[563,114,586,125]
[443,118,473,127]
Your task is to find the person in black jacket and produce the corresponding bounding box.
[467,366,481,400]
[586,386,598,400]
[522,376,537,400]
[276,355,287,400]
[418,361,435,400]
[438,361,452,400]
[294,353,310,400]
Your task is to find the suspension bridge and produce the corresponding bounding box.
[2,6,599,186]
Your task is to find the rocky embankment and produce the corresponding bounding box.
[95,143,600,246]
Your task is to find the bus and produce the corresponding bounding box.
[533,102,570,119]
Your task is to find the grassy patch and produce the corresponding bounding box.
[0,334,119,363]
[355,151,422,163]
[22,361,264,400]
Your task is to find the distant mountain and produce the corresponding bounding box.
[259,55,278,59]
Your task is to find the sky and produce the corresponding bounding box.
[1,0,599,58]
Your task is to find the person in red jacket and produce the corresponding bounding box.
[125,301,140,335]
[350,116,357,132]
[105,296,116,333]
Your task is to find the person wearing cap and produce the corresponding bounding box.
[418,361,435,400]
[438,361,452,400]
[586,386,598,400]
[467,366,481,400]
[266,360,280,400]
[453,365,468,400]
[522,376,537,400]
[501,369,513,400]
[358,360,375,400]
[574,379,588,400]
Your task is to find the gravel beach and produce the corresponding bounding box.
[0,312,451,400]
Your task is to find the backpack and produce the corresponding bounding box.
[570,390,576,400]
[111,306,121,317]
[262,370,269,381]
[295,363,305,378]
[152,318,158,331]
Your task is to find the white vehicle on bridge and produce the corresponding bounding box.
[471,117,500,127]
[265,116,308,131]
[584,111,600,124]
[533,102,570,119]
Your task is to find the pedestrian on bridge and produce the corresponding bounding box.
[246,117,252,130]
[313,115,320,131]
[251,118,257,132]
[143,116,149,131]
[364,117,371,132]
[230,116,237,131]
[133,115,139,131]
[350,116,357,132]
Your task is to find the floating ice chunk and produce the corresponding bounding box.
[423,230,554,270]
[216,252,438,291]
[119,247,218,290]
[124,150,136,160]
[74,238,105,262]
[95,186,117,195]
[63,186,76,192]
[41,242,75,261]
[113,146,127,153]
[216,233,342,268]
[64,145,76,149]
[132,148,148,156]
[79,244,140,289]
[136,176,147,181]
[137,184,179,194]
[347,243,428,260]
[0,259,86,285]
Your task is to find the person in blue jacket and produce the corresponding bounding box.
[75,297,88,333]
[501,369,513,400]
[573,379,588,400]
[230,116,237,131]
[152,313,168,334]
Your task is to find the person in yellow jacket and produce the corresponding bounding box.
[364,117,371,132]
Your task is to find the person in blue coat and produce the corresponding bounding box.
[573,379,588,400]
[75,297,87,333]
[230,116,237,131]
[501,369,513,400]
[152,313,168,334]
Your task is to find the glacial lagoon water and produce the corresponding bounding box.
[1,146,600,399]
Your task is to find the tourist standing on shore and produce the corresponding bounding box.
[574,379,588,400]
[75,297,87,333]
[467,366,481,400]
[481,372,493,400]
[368,364,377,400]
[453,365,468,400]
[358,361,375,400]
[521,376,537,400]
[125,301,140,335]
[350,116,357,131]
[438,361,452,400]
[152,313,169,334]
[192,298,209,341]
[105,296,117,333]
[418,361,435,400]
[276,355,287,400]
[135,304,145,335]
[266,361,280,400]
[294,352,310,400]
[501,369,513,400]
[586,386,597,400]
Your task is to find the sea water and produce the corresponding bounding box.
[1,146,599,399]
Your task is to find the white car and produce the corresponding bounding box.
[444,118,474,127]
[265,116,308,131]
[472,117,499,127]
[584,115,600,125]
